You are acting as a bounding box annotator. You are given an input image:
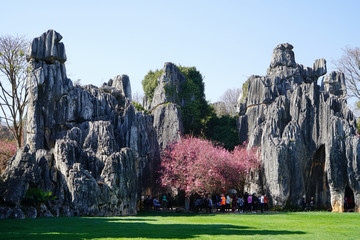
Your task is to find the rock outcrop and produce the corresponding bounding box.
[238,43,359,212]
[144,62,184,150]
[0,30,160,217]
[212,102,228,117]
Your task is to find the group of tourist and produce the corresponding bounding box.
[143,195,173,211]
[144,192,356,213]
[301,196,315,211]
[143,192,270,213]
[194,192,269,213]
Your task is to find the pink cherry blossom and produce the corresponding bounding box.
[0,140,17,172]
[159,136,260,197]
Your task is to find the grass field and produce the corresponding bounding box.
[0,211,359,240]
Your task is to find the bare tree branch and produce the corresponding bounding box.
[335,46,360,100]
[219,88,242,116]
[0,34,29,148]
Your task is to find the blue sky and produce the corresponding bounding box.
[1,0,359,103]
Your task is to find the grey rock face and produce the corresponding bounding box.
[345,136,360,212]
[143,62,185,150]
[145,62,186,110]
[11,207,25,219]
[26,207,37,218]
[38,203,53,217]
[104,75,132,101]
[100,148,138,215]
[270,43,296,68]
[212,102,228,117]
[313,58,327,78]
[0,30,160,217]
[27,29,66,63]
[1,147,42,206]
[238,43,358,212]
[322,71,347,97]
[0,207,13,219]
[152,104,183,150]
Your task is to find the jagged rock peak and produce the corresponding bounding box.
[27,29,67,63]
[163,62,179,73]
[162,62,186,91]
[105,74,132,101]
[322,71,347,97]
[270,43,296,68]
[147,62,185,150]
[145,62,186,110]
[313,58,327,77]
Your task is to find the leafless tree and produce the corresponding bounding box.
[132,90,144,105]
[219,88,242,116]
[0,35,29,148]
[334,46,360,99]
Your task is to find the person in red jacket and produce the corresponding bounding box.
[220,194,226,212]
[264,195,269,211]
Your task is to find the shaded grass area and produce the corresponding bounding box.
[0,211,359,239]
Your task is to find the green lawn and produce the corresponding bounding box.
[0,211,359,240]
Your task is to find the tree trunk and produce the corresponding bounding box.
[185,197,190,212]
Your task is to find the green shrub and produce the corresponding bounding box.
[204,110,240,150]
[142,69,163,102]
[132,101,148,113]
[240,77,250,103]
[24,188,56,206]
[164,82,177,100]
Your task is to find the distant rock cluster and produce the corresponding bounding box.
[237,43,359,212]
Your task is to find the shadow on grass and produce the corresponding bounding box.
[137,211,297,217]
[0,217,306,240]
[138,211,217,217]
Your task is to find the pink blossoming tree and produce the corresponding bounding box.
[159,136,260,197]
[0,139,16,172]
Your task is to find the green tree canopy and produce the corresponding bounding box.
[142,69,163,102]
[177,66,211,136]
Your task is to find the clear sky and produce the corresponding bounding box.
[1,0,359,103]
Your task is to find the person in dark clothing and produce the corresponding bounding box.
[194,196,203,213]
[204,195,213,213]
[252,193,258,212]
[144,195,151,210]
[243,192,249,212]
[167,193,173,211]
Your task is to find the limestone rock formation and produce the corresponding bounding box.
[238,43,359,212]
[28,29,66,63]
[145,62,186,110]
[144,62,184,150]
[322,71,347,97]
[152,104,183,150]
[270,43,296,69]
[103,74,132,101]
[212,102,228,117]
[0,30,160,217]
